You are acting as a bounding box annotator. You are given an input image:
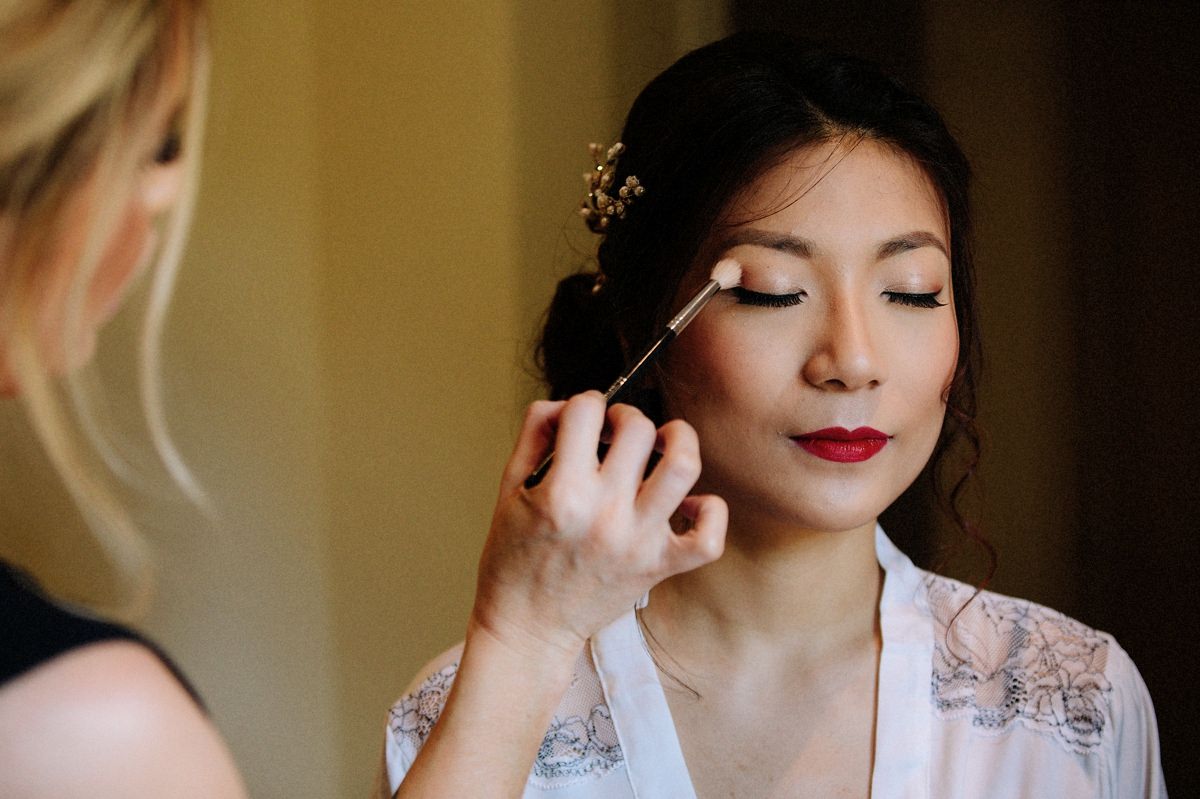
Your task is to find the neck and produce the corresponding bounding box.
[646,518,883,668]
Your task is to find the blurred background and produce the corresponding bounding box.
[1,1,1195,796]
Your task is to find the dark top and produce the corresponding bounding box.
[0,560,203,708]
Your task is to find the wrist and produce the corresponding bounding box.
[442,617,580,741]
[463,612,585,682]
[395,615,582,797]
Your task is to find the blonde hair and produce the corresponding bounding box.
[0,0,209,614]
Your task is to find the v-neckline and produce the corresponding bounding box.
[590,526,932,798]
[592,603,697,797]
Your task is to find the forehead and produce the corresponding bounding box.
[721,138,948,242]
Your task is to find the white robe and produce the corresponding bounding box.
[380,527,1167,798]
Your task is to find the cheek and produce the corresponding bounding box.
[86,205,155,325]
[662,318,753,414]
[891,315,959,422]
[24,183,153,376]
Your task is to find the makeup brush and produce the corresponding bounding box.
[525,258,743,488]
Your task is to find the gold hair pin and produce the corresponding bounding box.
[580,142,645,233]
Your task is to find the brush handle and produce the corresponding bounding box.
[523,279,720,489]
[603,329,677,405]
[524,330,676,489]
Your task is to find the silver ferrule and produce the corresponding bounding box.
[666,279,721,334]
[602,375,629,403]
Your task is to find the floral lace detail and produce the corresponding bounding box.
[388,663,458,771]
[388,653,624,787]
[925,574,1113,754]
[532,702,623,787]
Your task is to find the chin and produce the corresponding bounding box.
[790,505,888,536]
[723,481,900,537]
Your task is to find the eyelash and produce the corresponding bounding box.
[732,287,805,307]
[732,287,946,309]
[885,292,946,308]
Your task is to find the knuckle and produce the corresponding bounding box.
[584,519,622,554]
[561,392,605,425]
[573,390,606,411]
[529,399,556,416]
[525,400,554,425]
[659,447,702,482]
[606,402,641,424]
[698,529,725,561]
[660,418,697,441]
[537,482,590,533]
[620,412,657,442]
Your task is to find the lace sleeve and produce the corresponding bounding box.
[382,662,460,791]
[377,640,625,796]
[926,574,1116,753]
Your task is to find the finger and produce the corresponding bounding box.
[598,404,658,492]
[635,419,703,520]
[666,494,728,574]
[499,400,567,495]
[541,391,607,481]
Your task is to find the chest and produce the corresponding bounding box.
[664,657,879,799]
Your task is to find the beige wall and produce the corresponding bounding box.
[1,2,728,797]
[317,4,729,794]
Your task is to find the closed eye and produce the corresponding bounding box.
[732,287,806,308]
[154,129,183,165]
[885,292,946,309]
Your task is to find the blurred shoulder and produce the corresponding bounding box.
[0,639,246,798]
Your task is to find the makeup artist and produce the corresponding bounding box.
[0,2,714,795]
[0,2,248,794]
[377,32,1167,798]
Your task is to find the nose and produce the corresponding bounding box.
[800,296,883,391]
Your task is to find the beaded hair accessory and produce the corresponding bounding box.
[580,142,645,234]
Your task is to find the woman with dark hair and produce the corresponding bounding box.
[376,32,1166,798]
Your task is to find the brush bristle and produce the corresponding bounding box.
[710,258,743,290]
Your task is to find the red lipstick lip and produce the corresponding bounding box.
[791,427,890,463]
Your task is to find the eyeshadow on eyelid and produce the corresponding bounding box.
[734,266,802,294]
[739,281,803,296]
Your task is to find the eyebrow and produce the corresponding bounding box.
[720,229,816,258]
[720,228,948,261]
[876,231,949,259]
